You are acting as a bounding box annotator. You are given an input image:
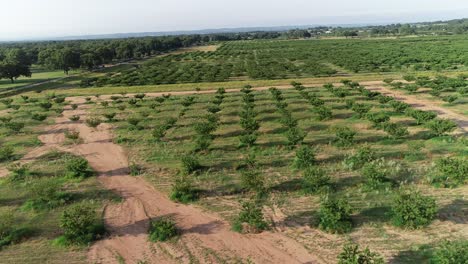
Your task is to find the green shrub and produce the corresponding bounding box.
[293,145,316,169]
[181,154,201,174]
[442,95,459,104]
[71,104,78,110]
[240,169,265,193]
[54,97,66,104]
[129,163,144,176]
[134,93,146,99]
[285,127,306,147]
[431,240,468,264]
[407,109,437,125]
[319,197,353,234]
[352,103,372,118]
[403,74,416,82]
[59,203,105,245]
[103,112,116,121]
[170,174,197,203]
[65,156,93,178]
[314,106,332,120]
[24,178,70,210]
[366,112,390,128]
[338,242,384,264]
[239,132,258,147]
[148,218,178,242]
[5,122,25,134]
[39,101,52,110]
[100,101,109,107]
[377,95,393,104]
[343,145,376,170]
[232,199,268,233]
[334,127,356,147]
[152,126,166,141]
[31,113,47,121]
[64,130,80,141]
[0,211,32,249]
[430,157,468,188]
[383,122,409,139]
[69,115,80,121]
[302,167,330,194]
[8,163,32,182]
[426,119,457,136]
[85,117,102,128]
[390,101,409,113]
[0,145,14,162]
[193,135,212,152]
[361,162,388,190]
[207,104,221,114]
[391,190,437,229]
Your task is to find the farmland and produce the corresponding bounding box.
[0,33,467,264]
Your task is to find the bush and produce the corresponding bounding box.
[352,103,372,118]
[338,242,384,264]
[319,197,353,234]
[240,169,265,193]
[64,130,80,141]
[390,100,409,113]
[31,113,47,121]
[383,122,409,139]
[8,163,31,182]
[148,218,178,242]
[170,174,197,203]
[343,145,376,170]
[60,203,105,245]
[5,122,25,134]
[302,167,330,194]
[24,178,69,210]
[232,199,268,233]
[426,119,457,136]
[361,162,388,190]
[431,240,468,264]
[0,145,14,162]
[71,104,78,110]
[181,154,201,174]
[430,157,468,188]
[391,190,437,229]
[85,117,102,128]
[65,156,93,178]
[0,211,32,249]
[407,109,437,125]
[239,132,258,148]
[207,104,221,114]
[39,101,52,110]
[285,127,306,147]
[334,127,356,147]
[193,135,212,152]
[314,106,332,120]
[69,115,80,121]
[134,93,146,99]
[366,112,390,128]
[293,145,316,169]
[103,112,116,121]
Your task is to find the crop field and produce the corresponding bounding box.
[82,36,468,87]
[83,82,466,262]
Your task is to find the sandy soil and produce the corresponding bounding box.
[12,98,318,263]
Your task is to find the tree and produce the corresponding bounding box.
[0,49,31,83]
[59,49,81,74]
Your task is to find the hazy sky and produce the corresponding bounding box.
[1,0,468,40]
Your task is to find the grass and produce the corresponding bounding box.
[84,82,466,262]
[0,67,80,90]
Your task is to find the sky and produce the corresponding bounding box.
[1,0,468,40]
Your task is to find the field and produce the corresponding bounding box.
[0,36,467,264]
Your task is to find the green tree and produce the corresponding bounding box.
[0,49,31,83]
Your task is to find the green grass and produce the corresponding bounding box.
[0,67,80,90]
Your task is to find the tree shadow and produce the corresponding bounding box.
[438,199,467,224]
[353,206,391,227]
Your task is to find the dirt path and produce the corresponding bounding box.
[17,98,318,263]
[366,84,468,134]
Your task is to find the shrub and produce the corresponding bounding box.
[64,130,80,141]
[391,190,437,229]
[442,95,459,104]
[194,121,217,136]
[170,174,197,203]
[319,197,353,234]
[60,203,105,244]
[127,116,142,127]
[0,145,14,162]
[314,106,332,120]
[117,105,126,111]
[129,163,144,176]
[383,122,409,139]
[134,93,146,99]
[5,122,24,134]
[100,101,109,107]
[152,126,166,141]
[181,154,201,174]
[426,119,457,136]
[302,167,330,194]
[193,135,212,152]
[383,78,394,84]
[334,127,356,147]
[430,157,468,188]
[377,95,393,104]
[148,218,177,242]
[232,199,268,233]
[431,240,468,264]
[285,127,306,147]
[240,169,265,193]
[338,242,384,264]
[25,178,69,210]
[54,96,66,104]
[181,96,195,107]
[343,146,376,170]
[239,132,258,147]
[0,211,32,249]
[103,112,116,121]
[31,113,47,121]
[390,100,409,113]
[407,109,437,125]
[39,101,52,110]
[403,74,416,82]
[352,103,372,118]
[240,117,259,132]
[85,117,102,128]
[366,112,390,128]
[69,115,80,122]
[293,145,316,169]
[8,163,31,182]
[361,162,388,190]
[65,156,93,178]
